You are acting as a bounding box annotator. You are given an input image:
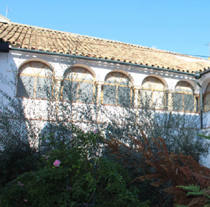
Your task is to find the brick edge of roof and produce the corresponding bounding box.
[6,21,207,61]
[1,20,210,74]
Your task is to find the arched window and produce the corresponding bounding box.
[62,67,95,103]
[102,72,133,106]
[17,61,54,99]
[173,81,195,112]
[204,83,210,111]
[140,77,166,109]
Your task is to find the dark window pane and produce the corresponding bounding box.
[106,78,115,84]
[140,90,152,108]
[196,97,199,112]
[36,77,53,99]
[204,94,210,111]
[165,92,168,109]
[103,85,116,105]
[173,93,183,111]
[94,85,97,103]
[131,89,134,107]
[63,81,78,102]
[118,86,130,106]
[17,76,35,98]
[185,94,194,111]
[120,78,130,86]
[78,82,93,103]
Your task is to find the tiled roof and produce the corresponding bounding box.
[1,16,210,73]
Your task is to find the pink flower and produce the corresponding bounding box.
[93,130,97,134]
[53,159,61,167]
[23,199,28,202]
[43,155,50,159]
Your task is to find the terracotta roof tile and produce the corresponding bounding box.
[1,20,210,73]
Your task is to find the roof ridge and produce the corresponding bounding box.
[8,21,207,61]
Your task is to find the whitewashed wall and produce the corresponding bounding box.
[0,50,200,91]
[1,50,210,166]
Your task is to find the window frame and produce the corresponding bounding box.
[140,77,167,109]
[62,67,96,103]
[204,83,210,112]
[102,72,133,107]
[173,81,196,112]
[17,62,54,100]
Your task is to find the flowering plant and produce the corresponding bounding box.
[0,125,148,207]
[53,159,61,167]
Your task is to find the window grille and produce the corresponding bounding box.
[102,72,133,106]
[140,77,166,109]
[62,68,95,103]
[173,81,195,112]
[17,62,54,99]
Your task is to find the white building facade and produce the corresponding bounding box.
[1,15,210,165]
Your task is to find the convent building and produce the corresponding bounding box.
[1,15,210,165]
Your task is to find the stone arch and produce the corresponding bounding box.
[201,77,210,111]
[140,75,167,109]
[141,75,168,89]
[64,64,96,79]
[18,58,54,75]
[104,69,133,84]
[173,80,196,112]
[201,77,210,94]
[103,70,133,106]
[62,65,96,103]
[17,59,54,99]
[174,79,197,93]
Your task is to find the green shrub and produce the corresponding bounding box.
[175,184,210,207]
[0,126,149,207]
[0,142,40,188]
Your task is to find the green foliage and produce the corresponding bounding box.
[0,127,149,207]
[2,69,210,207]
[198,134,210,141]
[104,102,210,162]
[0,73,40,188]
[0,142,40,188]
[175,185,210,207]
[177,184,200,194]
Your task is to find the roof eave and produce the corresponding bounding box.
[9,47,199,77]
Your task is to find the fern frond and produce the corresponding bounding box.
[177,184,200,192]
[105,129,210,207]
[203,189,210,199]
[198,134,210,140]
[187,191,203,196]
[158,136,169,155]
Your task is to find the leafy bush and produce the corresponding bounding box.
[0,126,149,207]
[175,185,210,207]
[104,130,210,207]
[0,142,40,188]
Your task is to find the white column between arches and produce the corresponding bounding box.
[95,81,104,104]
